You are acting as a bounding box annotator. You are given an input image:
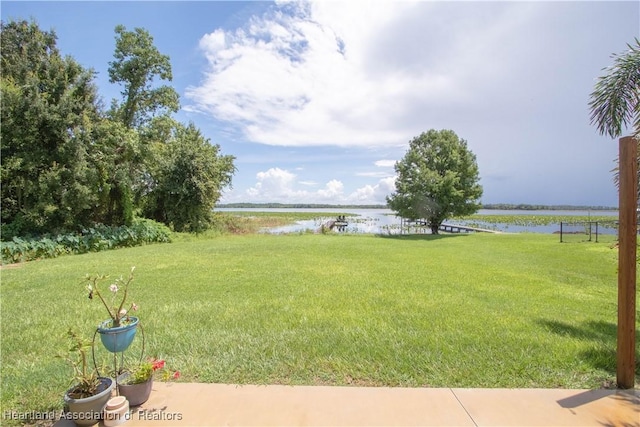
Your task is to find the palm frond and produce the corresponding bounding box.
[589,38,640,139]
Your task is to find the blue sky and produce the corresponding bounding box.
[3,1,638,206]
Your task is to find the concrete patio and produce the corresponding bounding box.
[54,383,639,426]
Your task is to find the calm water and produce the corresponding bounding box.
[216,208,619,235]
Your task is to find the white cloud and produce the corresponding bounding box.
[348,177,397,203]
[185,1,541,148]
[354,159,397,178]
[191,1,633,206]
[317,179,344,199]
[242,167,395,204]
[356,172,391,178]
[374,160,397,168]
[246,167,298,199]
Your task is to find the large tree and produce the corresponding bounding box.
[142,121,235,232]
[1,20,235,236]
[1,20,102,236]
[105,26,235,232]
[88,119,141,226]
[105,25,181,225]
[108,25,179,129]
[387,129,483,234]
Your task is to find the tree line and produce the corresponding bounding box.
[219,202,616,211]
[1,20,236,239]
[218,203,389,209]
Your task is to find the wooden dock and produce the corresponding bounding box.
[439,223,499,234]
[400,218,500,234]
[325,219,349,232]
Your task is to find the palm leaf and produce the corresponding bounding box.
[589,38,640,139]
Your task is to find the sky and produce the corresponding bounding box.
[2,1,639,207]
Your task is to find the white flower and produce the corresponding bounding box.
[109,284,118,293]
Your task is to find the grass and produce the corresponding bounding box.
[459,214,617,227]
[199,211,355,235]
[1,232,637,419]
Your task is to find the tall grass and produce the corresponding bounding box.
[1,233,636,420]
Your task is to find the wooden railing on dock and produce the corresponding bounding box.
[438,223,499,234]
[399,218,500,234]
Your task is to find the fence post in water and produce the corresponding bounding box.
[560,222,563,243]
[617,135,637,389]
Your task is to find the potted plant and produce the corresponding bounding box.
[61,329,115,426]
[85,266,139,353]
[117,357,180,406]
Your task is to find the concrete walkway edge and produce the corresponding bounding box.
[54,383,640,427]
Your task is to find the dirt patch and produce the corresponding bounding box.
[0,263,23,270]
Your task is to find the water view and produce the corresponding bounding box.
[216,208,619,235]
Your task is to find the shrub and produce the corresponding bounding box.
[0,219,171,264]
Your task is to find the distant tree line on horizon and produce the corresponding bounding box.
[218,203,618,211]
[480,204,618,211]
[218,203,389,209]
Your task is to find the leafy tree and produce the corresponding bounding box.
[88,119,141,226]
[104,25,181,225]
[1,20,102,236]
[387,129,483,234]
[1,20,235,237]
[106,26,235,232]
[143,122,235,232]
[589,38,640,198]
[108,25,179,129]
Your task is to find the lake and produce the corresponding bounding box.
[215,208,619,235]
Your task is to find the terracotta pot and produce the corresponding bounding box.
[104,395,130,426]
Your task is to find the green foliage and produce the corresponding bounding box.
[121,358,179,384]
[125,362,154,385]
[1,19,103,234]
[104,25,234,232]
[589,38,640,140]
[458,214,617,227]
[481,203,617,211]
[61,330,101,399]
[0,233,628,417]
[143,122,235,232]
[1,19,235,237]
[1,218,171,263]
[87,119,142,226]
[387,129,483,233]
[108,25,179,129]
[207,212,257,235]
[129,217,173,242]
[589,38,640,200]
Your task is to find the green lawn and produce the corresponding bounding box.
[1,232,637,417]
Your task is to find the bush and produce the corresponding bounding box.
[1,218,171,264]
[208,213,257,234]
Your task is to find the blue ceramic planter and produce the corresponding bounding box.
[97,317,139,353]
